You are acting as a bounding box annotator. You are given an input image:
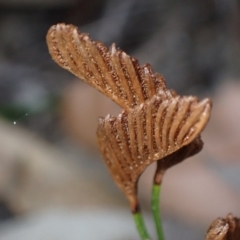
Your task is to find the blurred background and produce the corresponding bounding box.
[0,0,240,239]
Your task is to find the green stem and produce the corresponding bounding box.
[151,184,165,240]
[133,211,151,240]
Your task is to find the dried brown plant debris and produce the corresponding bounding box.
[46,23,212,211]
[46,23,175,111]
[97,95,211,209]
[206,214,240,240]
[154,136,203,185]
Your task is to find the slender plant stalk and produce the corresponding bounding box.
[130,197,151,240]
[133,210,151,240]
[151,162,165,240]
[151,184,164,240]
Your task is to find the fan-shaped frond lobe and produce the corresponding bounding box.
[46,23,212,213]
[206,214,240,240]
[97,95,211,207]
[46,23,170,111]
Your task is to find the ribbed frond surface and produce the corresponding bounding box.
[46,23,175,110]
[46,23,212,204]
[97,95,211,197]
[206,214,240,240]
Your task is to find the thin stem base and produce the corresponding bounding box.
[133,211,151,240]
[151,184,165,240]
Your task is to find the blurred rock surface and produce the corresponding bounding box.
[0,118,126,214]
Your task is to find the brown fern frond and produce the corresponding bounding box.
[97,95,211,207]
[46,23,212,212]
[46,23,175,110]
[206,214,240,240]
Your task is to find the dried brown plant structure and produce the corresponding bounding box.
[46,23,175,111]
[153,136,203,185]
[206,214,240,240]
[97,95,211,211]
[46,23,212,239]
